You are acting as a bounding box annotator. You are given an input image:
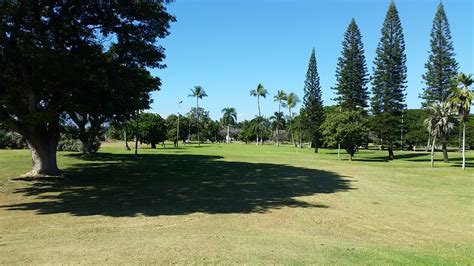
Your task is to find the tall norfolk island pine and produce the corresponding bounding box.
[334,18,369,111]
[301,48,324,153]
[371,1,407,160]
[422,3,458,105]
[421,3,458,163]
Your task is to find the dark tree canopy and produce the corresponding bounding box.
[370,1,407,159]
[333,19,369,111]
[421,3,458,105]
[136,113,167,149]
[301,48,324,152]
[0,1,175,176]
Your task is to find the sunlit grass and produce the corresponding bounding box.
[0,142,472,264]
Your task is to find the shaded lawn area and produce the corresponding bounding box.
[3,152,352,217]
[0,143,473,264]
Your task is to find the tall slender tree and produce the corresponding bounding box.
[371,1,407,160]
[283,93,300,147]
[421,3,458,105]
[301,48,324,152]
[250,84,268,145]
[188,86,208,146]
[273,90,287,146]
[221,107,237,144]
[333,18,369,111]
[449,73,473,170]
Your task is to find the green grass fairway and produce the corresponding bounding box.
[0,143,473,264]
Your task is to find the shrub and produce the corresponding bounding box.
[57,134,82,152]
[0,130,27,149]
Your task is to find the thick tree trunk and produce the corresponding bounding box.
[348,153,353,161]
[388,146,394,160]
[430,137,436,168]
[311,140,319,153]
[80,126,101,155]
[25,133,60,177]
[82,140,94,155]
[226,125,230,144]
[151,142,156,149]
[442,142,449,163]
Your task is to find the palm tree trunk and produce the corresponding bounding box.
[459,124,462,152]
[442,142,449,163]
[277,102,280,146]
[431,136,436,168]
[338,143,341,160]
[196,97,200,146]
[462,123,466,170]
[227,125,230,144]
[288,107,295,146]
[256,96,260,146]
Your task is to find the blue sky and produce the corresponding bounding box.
[150,0,473,120]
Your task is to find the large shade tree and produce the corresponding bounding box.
[250,83,268,145]
[449,73,473,170]
[221,107,237,144]
[0,1,174,176]
[188,86,208,146]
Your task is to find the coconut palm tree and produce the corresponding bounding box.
[273,90,287,146]
[449,73,473,170]
[221,107,237,144]
[188,86,208,146]
[250,83,268,145]
[283,92,300,147]
[424,101,456,168]
[270,111,285,144]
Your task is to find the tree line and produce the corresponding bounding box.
[0,1,472,176]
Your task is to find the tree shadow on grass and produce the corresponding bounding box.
[2,153,353,217]
[404,155,474,167]
[351,152,430,162]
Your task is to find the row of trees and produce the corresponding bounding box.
[0,1,471,175]
[108,1,470,168]
[240,2,472,168]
